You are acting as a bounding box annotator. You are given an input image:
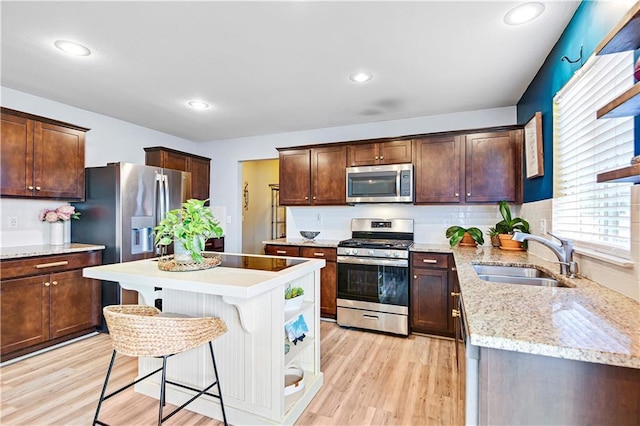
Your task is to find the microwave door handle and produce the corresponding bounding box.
[396,170,401,195]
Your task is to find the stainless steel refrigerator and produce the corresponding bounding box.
[72,162,191,326]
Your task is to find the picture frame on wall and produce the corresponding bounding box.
[524,111,544,179]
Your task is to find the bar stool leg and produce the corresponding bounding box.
[93,350,117,426]
[158,356,168,426]
[209,342,228,426]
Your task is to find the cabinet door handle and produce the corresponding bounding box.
[52,281,58,286]
[379,156,384,160]
[413,275,418,279]
[313,252,325,257]
[451,292,461,297]
[374,156,379,160]
[467,193,471,196]
[276,250,287,254]
[305,196,309,200]
[312,196,316,200]
[28,185,34,190]
[454,193,459,197]
[35,186,41,191]
[36,261,69,269]
[452,309,460,318]
[44,282,51,287]
[422,259,438,264]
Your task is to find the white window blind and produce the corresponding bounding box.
[553,51,634,257]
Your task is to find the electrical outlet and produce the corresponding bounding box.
[226,215,232,224]
[8,217,18,228]
[316,213,323,226]
[539,218,547,235]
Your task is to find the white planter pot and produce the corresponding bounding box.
[284,295,304,312]
[173,240,193,263]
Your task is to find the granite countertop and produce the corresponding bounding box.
[452,246,640,369]
[0,243,106,260]
[263,238,341,248]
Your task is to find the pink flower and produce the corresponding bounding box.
[44,211,60,223]
[38,205,81,222]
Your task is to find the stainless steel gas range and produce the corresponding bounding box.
[336,218,414,336]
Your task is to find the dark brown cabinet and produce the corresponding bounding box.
[410,252,454,337]
[347,140,412,166]
[0,250,102,361]
[264,244,337,319]
[1,108,88,200]
[465,130,522,203]
[144,146,211,203]
[414,136,462,203]
[300,247,337,319]
[204,236,225,252]
[278,146,346,206]
[414,129,522,204]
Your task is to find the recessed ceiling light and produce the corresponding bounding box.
[504,2,545,25]
[349,71,374,83]
[53,40,91,56]
[187,100,210,110]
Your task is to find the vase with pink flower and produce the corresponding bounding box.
[39,205,81,246]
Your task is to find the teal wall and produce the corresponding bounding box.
[517,1,640,202]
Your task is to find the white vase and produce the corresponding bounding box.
[50,222,64,246]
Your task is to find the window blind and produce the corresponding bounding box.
[553,51,634,257]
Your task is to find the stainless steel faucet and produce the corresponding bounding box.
[512,231,577,277]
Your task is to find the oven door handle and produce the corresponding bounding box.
[337,256,408,267]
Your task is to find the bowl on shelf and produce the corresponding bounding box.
[299,231,320,240]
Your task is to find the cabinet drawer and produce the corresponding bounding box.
[0,251,103,280]
[264,245,300,257]
[412,252,449,269]
[205,236,225,251]
[300,247,336,262]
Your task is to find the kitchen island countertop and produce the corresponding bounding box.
[0,243,105,260]
[451,246,640,369]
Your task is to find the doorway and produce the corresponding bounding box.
[240,158,280,254]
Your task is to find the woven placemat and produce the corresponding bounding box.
[157,253,222,272]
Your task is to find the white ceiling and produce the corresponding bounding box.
[1,1,580,142]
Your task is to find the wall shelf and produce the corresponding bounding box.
[595,2,640,56]
[596,81,640,119]
[596,163,640,184]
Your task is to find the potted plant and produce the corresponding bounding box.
[154,198,223,263]
[495,200,530,250]
[486,226,501,247]
[284,285,305,311]
[445,226,485,247]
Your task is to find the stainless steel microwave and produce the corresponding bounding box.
[346,164,414,203]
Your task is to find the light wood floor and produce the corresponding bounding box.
[0,322,463,425]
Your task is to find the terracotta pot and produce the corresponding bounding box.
[498,234,525,251]
[459,232,478,247]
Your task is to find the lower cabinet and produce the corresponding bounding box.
[410,252,455,337]
[264,244,337,319]
[205,236,224,252]
[0,250,102,361]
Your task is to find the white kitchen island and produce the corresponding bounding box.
[83,253,325,425]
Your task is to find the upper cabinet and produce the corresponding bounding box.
[1,108,89,200]
[279,146,347,206]
[348,140,412,166]
[595,2,640,119]
[414,129,522,204]
[144,146,211,203]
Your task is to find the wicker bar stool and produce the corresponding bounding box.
[93,305,228,426]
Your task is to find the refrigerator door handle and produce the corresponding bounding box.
[155,173,164,256]
[163,174,170,214]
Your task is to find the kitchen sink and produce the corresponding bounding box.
[472,264,567,287]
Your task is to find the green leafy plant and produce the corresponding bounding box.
[445,226,485,247]
[154,199,223,263]
[495,200,530,235]
[285,286,305,300]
